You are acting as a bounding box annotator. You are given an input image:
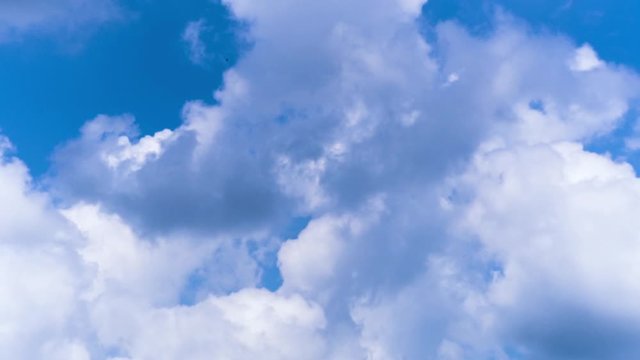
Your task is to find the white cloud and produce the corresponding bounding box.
[0,0,121,42]
[446,141,640,357]
[442,71,460,87]
[397,0,428,17]
[570,43,605,72]
[93,289,328,360]
[182,19,208,65]
[102,129,174,172]
[0,142,88,358]
[61,203,209,305]
[278,213,366,297]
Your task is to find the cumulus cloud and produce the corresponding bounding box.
[3,0,640,358]
[0,139,87,358]
[446,141,640,358]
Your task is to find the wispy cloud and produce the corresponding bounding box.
[182,19,208,65]
[0,0,122,42]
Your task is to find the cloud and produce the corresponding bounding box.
[446,141,640,358]
[0,139,88,358]
[182,19,208,65]
[3,0,640,359]
[0,0,121,42]
[94,289,327,360]
[570,44,605,72]
[49,110,291,237]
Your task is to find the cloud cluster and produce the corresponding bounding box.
[3,0,640,358]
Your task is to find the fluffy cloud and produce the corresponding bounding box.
[0,139,88,358]
[95,289,327,360]
[570,44,605,72]
[445,141,640,358]
[4,0,640,359]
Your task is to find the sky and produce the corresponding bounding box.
[2,0,640,359]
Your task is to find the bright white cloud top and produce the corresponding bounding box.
[2,0,640,359]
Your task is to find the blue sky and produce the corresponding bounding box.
[2,0,640,359]
[0,0,241,174]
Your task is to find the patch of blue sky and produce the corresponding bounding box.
[0,0,243,175]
